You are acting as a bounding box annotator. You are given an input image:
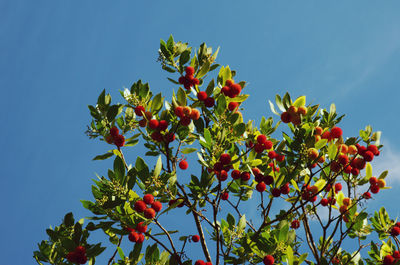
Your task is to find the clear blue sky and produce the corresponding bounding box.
[1,1,400,264]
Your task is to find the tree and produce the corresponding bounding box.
[34,36,399,265]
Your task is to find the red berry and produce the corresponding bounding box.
[75,246,86,255]
[369,177,378,185]
[189,109,201,121]
[205,262,212,265]
[393,251,400,259]
[148,119,159,130]
[332,257,340,264]
[151,201,162,212]
[334,183,342,193]
[179,160,188,170]
[391,226,400,237]
[240,172,251,181]
[135,105,145,116]
[221,86,230,96]
[225,79,234,87]
[280,183,290,195]
[321,131,332,141]
[197,91,208,101]
[178,76,185,84]
[204,97,215,108]
[228,101,239,111]
[263,255,274,265]
[351,168,359,176]
[271,188,281,197]
[136,222,147,233]
[254,143,265,153]
[363,150,374,162]
[383,255,394,265]
[321,198,329,206]
[371,184,380,194]
[110,126,119,137]
[291,219,300,229]
[330,127,342,138]
[213,162,223,171]
[138,119,147,127]
[263,175,274,185]
[396,222,400,228]
[256,182,266,192]
[192,235,200,242]
[264,140,273,150]
[231,170,241,179]
[230,83,242,97]
[367,144,379,155]
[128,231,139,242]
[158,120,168,131]
[164,133,175,143]
[217,170,228,181]
[144,208,156,219]
[363,192,371,199]
[338,154,349,166]
[151,132,163,142]
[257,134,267,144]
[134,200,147,212]
[221,192,229,200]
[114,134,125,147]
[137,233,145,244]
[185,66,195,76]
[343,165,352,174]
[174,106,185,118]
[195,260,205,265]
[143,194,154,205]
[276,154,285,162]
[219,153,231,165]
[193,78,199,85]
[180,116,191,126]
[281,112,291,123]
[330,161,341,173]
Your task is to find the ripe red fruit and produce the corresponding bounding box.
[281,112,291,123]
[391,226,400,237]
[148,119,159,130]
[195,260,205,265]
[179,160,188,170]
[213,162,223,171]
[330,127,342,138]
[256,182,266,192]
[271,188,281,197]
[367,144,379,155]
[321,131,332,141]
[221,192,229,200]
[144,208,156,219]
[263,255,274,265]
[291,219,300,229]
[151,131,163,142]
[185,66,195,76]
[228,101,239,111]
[264,140,273,150]
[371,184,380,194]
[332,257,340,264]
[280,183,290,195]
[268,150,277,159]
[240,172,251,181]
[396,222,400,228]
[334,183,342,192]
[136,222,147,233]
[114,134,125,147]
[135,105,145,116]
[231,170,241,179]
[221,86,230,96]
[217,170,228,181]
[128,231,139,242]
[180,116,191,126]
[263,175,274,185]
[137,233,145,244]
[276,154,285,162]
[189,109,200,120]
[192,235,200,242]
[254,143,265,153]
[204,97,215,108]
[363,150,374,162]
[369,176,378,185]
[383,255,394,265]
[205,262,212,265]
[330,161,341,173]
[164,133,176,143]
[134,200,147,212]
[138,119,147,127]
[225,79,234,87]
[151,201,162,212]
[351,168,359,176]
[178,76,185,84]
[343,165,352,174]
[158,120,168,131]
[143,194,154,205]
[197,91,208,101]
[393,250,400,259]
[320,198,329,206]
[338,154,349,166]
[174,106,185,118]
[230,83,242,97]
[219,153,231,165]
[110,126,119,137]
[363,192,371,199]
[257,134,267,144]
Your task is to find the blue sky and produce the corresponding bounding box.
[1,1,400,264]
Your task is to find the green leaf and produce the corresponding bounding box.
[204,128,212,145]
[275,94,285,112]
[93,152,114,161]
[268,100,279,115]
[278,222,289,242]
[181,148,197,154]
[286,245,294,265]
[216,94,227,115]
[315,139,328,150]
[113,156,125,182]
[154,155,162,177]
[151,93,163,113]
[234,123,246,137]
[328,143,338,160]
[293,96,306,107]
[107,105,121,121]
[177,87,187,106]
[238,214,246,232]
[179,50,191,66]
[197,60,210,78]
[64,212,74,227]
[130,240,143,262]
[366,163,372,180]
[379,170,388,179]
[227,213,235,228]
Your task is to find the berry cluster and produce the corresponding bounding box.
[134,194,162,219]
[383,250,400,265]
[390,222,400,237]
[66,246,87,264]
[253,134,273,154]
[178,66,199,90]
[221,79,242,98]
[369,176,386,194]
[290,219,300,229]
[197,91,216,108]
[281,105,308,126]
[174,106,200,126]
[212,153,233,182]
[126,222,147,244]
[106,126,125,147]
